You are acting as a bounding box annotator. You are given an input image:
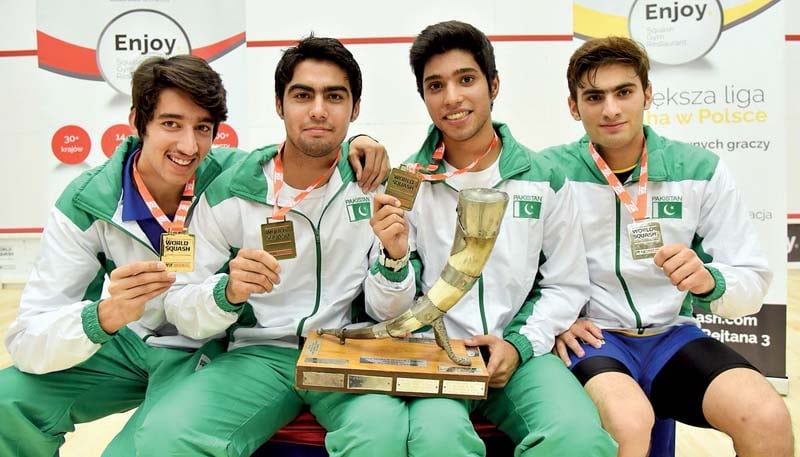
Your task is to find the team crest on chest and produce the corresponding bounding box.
[345,196,371,222]
[652,195,683,219]
[512,194,542,219]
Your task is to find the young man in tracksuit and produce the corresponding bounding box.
[0,55,239,456]
[133,37,411,457]
[548,36,793,457]
[368,21,617,457]
[0,54,387,456]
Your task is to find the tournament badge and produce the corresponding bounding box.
[160,230,196,272]
[627,220,664,260]
[385,165,421,211]
[261,218,297,260]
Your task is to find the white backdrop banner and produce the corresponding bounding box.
[7,0,247,229]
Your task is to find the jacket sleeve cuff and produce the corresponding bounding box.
[81,300,114,345]
[692,265,726,312]
[504,332,533,363]
[370,259,410,283]
[214,275,244,313]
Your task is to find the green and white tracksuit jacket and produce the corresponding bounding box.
[540,126,771,334]
[369,122,591,360]
[4,137,243,374]
[162,143,413,350]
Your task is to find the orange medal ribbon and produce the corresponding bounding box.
[132,151,194,233]
[271,143,341,220]
[588,140,648,221]
[405,132,498,182]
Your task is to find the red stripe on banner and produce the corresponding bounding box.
[0,49,37,58]
[247,34,572,47]
[36,30,101,78]
[786,35,800,41]
[0,227,44,234]
[193,32,246,61]
[788,213,800,220]
[489,34,573,42]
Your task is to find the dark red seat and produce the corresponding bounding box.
[255,410,513,456]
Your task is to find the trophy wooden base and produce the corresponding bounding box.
[296,333,489,399]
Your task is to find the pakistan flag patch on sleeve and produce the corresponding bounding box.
[346,197,371,222]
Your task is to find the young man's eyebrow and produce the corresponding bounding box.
[156,112,214,124]
[582,82,637,95]
[323,85,350,94]
[287,83,314,93]
[156,112,184,119]
[423,67,478,84]
[287,84,350,94]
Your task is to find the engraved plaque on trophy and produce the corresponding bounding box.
[296,332,489,400]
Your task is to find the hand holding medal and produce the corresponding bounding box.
[370,194,409,261]
[225,248,282,304]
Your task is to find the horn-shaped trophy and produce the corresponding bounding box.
[319,188,509,366]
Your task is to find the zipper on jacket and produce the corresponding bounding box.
[293,180,350,341]
[294,216,321,342]
[615,198,644,332]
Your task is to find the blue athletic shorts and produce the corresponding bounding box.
[568,324,706,396]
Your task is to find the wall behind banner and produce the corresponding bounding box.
[0,0,792,383]
[787,0,800,265]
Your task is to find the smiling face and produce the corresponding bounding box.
[568,63,652,161]
[421,49,498,151]
[276,59,360,159]
[131,87,214,197]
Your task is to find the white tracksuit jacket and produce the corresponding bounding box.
[162,143,414,350]
[367,122,591,361]
[5,137,243,374]
[540,126,771,334]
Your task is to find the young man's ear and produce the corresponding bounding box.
[350,99,361,122]
[128,109,140,136]
[490,74,500,101]
[275,96,284,119]
[567,95,581,121]
[643,82,653,110]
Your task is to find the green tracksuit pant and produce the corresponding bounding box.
[134,344,409,457]
[407,353,618,456]
[0,327,225,457]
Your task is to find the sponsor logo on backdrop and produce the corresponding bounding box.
[628,0,723,65]
[97,9,191,94]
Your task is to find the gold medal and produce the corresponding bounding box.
[160,230,195,272]
[385,165,421,211]
[628,220,663,260]
[261,219,297,260]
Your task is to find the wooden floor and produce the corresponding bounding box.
[1,272,798,456]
